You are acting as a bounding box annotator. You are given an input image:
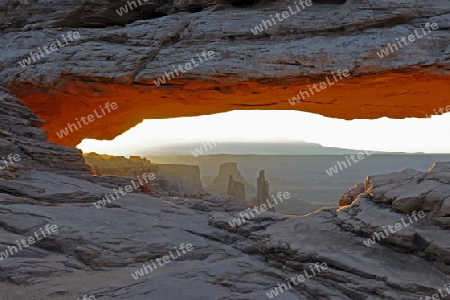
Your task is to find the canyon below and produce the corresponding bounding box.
[148,152,450,214]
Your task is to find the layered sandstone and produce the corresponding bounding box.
[0,1,450,298]
[0,1,449,146]
[0,87,90,173]
[338,165,450,230]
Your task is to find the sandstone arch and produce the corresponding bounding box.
[0,0,448,147]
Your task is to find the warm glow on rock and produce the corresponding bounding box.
[11,72,450,147]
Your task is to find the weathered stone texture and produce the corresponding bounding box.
[0,90,448,299]
[0,1,449,145]
[227,174,246,201]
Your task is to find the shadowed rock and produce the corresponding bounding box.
[254,169,275,212]
[227,175,246,201]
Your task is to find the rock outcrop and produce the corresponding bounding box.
[0,87,90,173]
[338,182,364,207]
[339,165,450,230]
[0,1,449,146]
[206,162,252,196]
[335,163,450,265]
[0,91,449,299]
[227,175,246,201]
[254,169,275,212]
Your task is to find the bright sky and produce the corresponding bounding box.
[77,110,450,155]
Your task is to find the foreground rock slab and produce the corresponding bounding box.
[0,89,449,299]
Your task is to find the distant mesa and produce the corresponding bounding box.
[84,153,204,196]
[85,153,158,177]
[205,162,253,197]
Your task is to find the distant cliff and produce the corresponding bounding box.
[85,153,158,176]
[84,153,204,195]
[157,164,204,195]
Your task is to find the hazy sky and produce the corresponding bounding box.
[78,110,450,155]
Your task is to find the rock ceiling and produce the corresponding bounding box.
[1,0,449,146]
